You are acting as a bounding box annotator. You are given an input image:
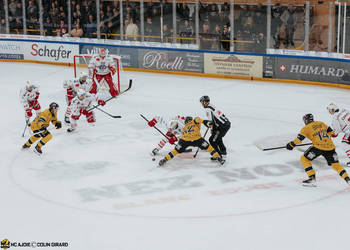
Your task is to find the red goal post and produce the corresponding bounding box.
[73,54,128,94]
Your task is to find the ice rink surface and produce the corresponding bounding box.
[1,61,350,250]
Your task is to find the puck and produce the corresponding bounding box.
[152,158,155,161]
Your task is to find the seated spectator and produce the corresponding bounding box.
[85,14,97,38]
[125,17,139,41]
[71,23,83,37]
[106,21,114,39]
[27,7,38,20]
[57,19,68,35]
[254,32,266,53]
[100,22,108,38]
[44,17,54,36]
[27,16,39,34]
[13,17,23,31]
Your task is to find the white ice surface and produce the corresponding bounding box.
[1,62,350,250]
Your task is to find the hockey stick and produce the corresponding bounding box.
[87,79,132,112]
[22,118,30,137]
[140,114,170,139]
[95,106,121,118]
[258,143,313,151]
[193,127,210,158]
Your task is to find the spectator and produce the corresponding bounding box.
[151,7,161,36]
[106,5,113,19]
[49,3,59,25]
[27,0,37,15]
[27,16,39,34]
[271,3,283,47]
[252,3,266,35]
[281,4,297,47]
[8,16,16,31]
[100,22,108,38]
[254,32,266,53]
[221,25,230,51]
[100,10,107,23]
[125,17,139,41]
[61,27,70,37]
[14,2,23,19]
[163,24,172,42]
[178,3,190,21]
[13,17,23,31]
[208,4,219,30]
[179,19,193,44]
[199,22,212,50]
[0,18,6,34]
[9,0,17,17]
[71,23,83,37]
[57,19,67,35]
[76,4,82,20]
[144,16,153,41]
[27,7,38,20]
[85,14,96,38]
[44,17,54,36]
[106,21,114,39]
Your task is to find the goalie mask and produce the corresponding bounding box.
[327,102,339,114]
[99,48,107,58]
[303,113,314,125]
[184,116,193,124]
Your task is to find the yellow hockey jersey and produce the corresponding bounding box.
[30,109,58,131]
[181,117,204,141]
[293,121,335,151]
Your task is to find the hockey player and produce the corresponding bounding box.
[158,116,225,167]
[286,113,350,186]
[200,95,231,158]
[88,48,118,97]
[148,115,186,156]
[22,102,62,155]
[63,72,91,124]
[327,102,350,167]
[19,81,41,122]
[67,89,106,132]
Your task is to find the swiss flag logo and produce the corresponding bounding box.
[280,65,286,71]
[217,110,222,115]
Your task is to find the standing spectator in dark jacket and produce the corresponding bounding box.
[179,19,193,44]
[221,25,230,51]
[85,14,97,38]
[281,4,297,47]
[44,17,54,36]
[144,16,154,41]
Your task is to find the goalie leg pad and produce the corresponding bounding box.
[104,74,118,97]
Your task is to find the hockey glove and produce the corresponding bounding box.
[168,136,178,145]
[166,131,175,138]
[81,109,88,116]
[98,99,106,106]
[203,120,213,128]
[148,118,157,127]
[25,109,32,117]
[55,121,62,129]
[286,141,296,150]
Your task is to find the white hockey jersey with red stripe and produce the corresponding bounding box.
[19,85,40,109]
[88,55,116,76]
[70,93,98,116]
[63,78,91,96]
[331,109,350,135]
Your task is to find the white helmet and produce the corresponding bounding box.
[327,102,339,114]
[169,120,179,130]
[77,89,86,98]
[26,80,35,90]
[99,48,107,58]
[79,72,88,80]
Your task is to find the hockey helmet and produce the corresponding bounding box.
[327,102,339,114]
[49,102,59,112]
[99,48,107,58]
[303,113,314,125]
[77,89,86,99]
[79,72,88,81]
[26,80,36,91]
[199,95,210,103]
[169,120,179,130]
[184,116,193,124]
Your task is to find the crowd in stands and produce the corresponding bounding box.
[0,0,308,53]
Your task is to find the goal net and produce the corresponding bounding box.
[73,54,130,96]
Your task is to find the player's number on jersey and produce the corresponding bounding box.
[184,125,195,134]
[316,130,329,141]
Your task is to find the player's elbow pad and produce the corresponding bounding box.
[203,120,212,128]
